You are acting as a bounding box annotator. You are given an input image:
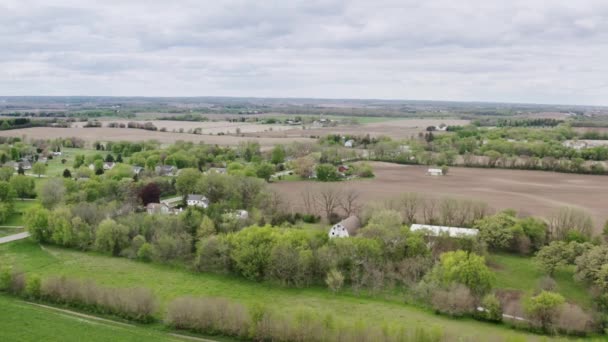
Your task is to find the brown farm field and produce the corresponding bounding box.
[0,126,314,148]
[270,162,608,233]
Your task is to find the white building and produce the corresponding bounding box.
[328,216,361,238]
[186,194,209,208]
[344,139,355,148]
[410,224,479,238]
[427,168,443,176]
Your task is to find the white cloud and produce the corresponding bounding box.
[1,0,608,105]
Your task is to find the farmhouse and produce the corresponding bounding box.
[328,216,361,238]
[146,203,171,215]
[186,194,209,208]
[410,224,479,238]
[155,165,176,176]
[427,168,443,176]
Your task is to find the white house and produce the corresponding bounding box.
[427,168,443,176]
[344,139,355,148]
[146,203,171,215]
[410,224,479,238]
[103,162,115,170]
[328,216,361,238]
[187,194,209,208]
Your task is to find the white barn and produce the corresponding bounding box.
[328,216,361,238]
[410,224,478,238]
[427,168,443,176]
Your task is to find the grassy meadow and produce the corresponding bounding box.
[0,239,590,342]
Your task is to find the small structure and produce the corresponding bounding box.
[52,151,62,156]
[132,166,144,175]
[328,216,361,238]
[146,203,171,215]
[427,168,443,176]
[344,139,355,148]
[410,224,479,238]
[187,194,209,208]
[234,209,249,220]
[103,162,115,170]
[337,165,350,173]
[206,167,227,175]
[156,165,177,176]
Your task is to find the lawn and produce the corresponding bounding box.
[489,253,592,308]
[0,240,578,342]
[0,295,213,342]
[3,200,37,227]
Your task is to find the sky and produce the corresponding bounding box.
[1,0,608,105]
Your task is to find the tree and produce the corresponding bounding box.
[116,154,123,163]
[94,159,104,175]
[95,219,130,256]
[294,156,315,179]
[525,291,564,332]
[197,216,216,239]
[430,250,494,296]
[535,241,570,276]
[10,175,35,200]
[25,206,51,243]
[474,212,518,250]
[481,293,503,322]
[32,162,46,178]
[316,164,339,182]
[441,165,449,176]
[339,189,361,217]
[0,166,13,181]
[175,168,200,196]
[549,207,593,241]
[62,169,72,178]
[73,154,85,168]
[255,162,274,182]
[271,145,286,165]
[314,187,342,222]
[325,269,344,294]
[38,178,66,209]
[139,182,161,205]
[574,245,608,289]
[105,154,115,163]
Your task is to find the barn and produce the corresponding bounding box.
[410,224,478,238]
[328,216,361,238]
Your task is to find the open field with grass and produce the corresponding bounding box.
[270,162,608,233]
[0,239,572,342]
[3,201,37,227]
[0,295,222,342]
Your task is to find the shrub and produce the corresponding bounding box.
[137,243,153,262]
[9,270,26,296]
[538,276,557,291]
[480,293,503,322]
[166,297,249,338]
[556,303,594,336]
[25,274,41,299]
[431,284,475,317]
[525,291,564,333]
[325,269,344,294]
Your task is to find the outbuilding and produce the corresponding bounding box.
[427,168,443,176]
[410,224,478,238]
[328,216,361,238]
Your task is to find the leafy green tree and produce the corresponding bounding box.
[38,178,65,209]
[62,169,72,178]
[525,291,564,332]
[574,245,608,289]
[271,145,286,165]
[104,163,133,180]
[105,154,115,162]
[255,162,274,182]
[229,226,277,281]
[73,154,85,169]
[316,164,339,182]
[175,168,200,196]
[95,219,130,256]
[481,293,503,322]
[197,216,216,239]
[325,269,344,294]
[0,166,13,181]
[430,250,494,296]
[9,175,35,199]
[535,241,570,276]
[25,206,51,243]
[94,159,104,175]
[474,212,518,250]
[32,162,46,177]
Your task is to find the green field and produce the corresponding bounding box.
[3,200,37,227]
[489,253,592,308]
[0,240,583,342]
[0,295,218,342]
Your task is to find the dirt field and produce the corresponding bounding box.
[270,162,608,232]
[251,118,469,140]
[0,127,313,148]
[71,119,291,134]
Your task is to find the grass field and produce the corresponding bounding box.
[0,240,584,342]
[3,200,37,227]
[490,254,592,308]
[0,295,225,342]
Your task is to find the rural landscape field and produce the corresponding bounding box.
[3,1,608,341]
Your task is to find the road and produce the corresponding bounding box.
[0,232,30,244]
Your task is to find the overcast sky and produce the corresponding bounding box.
[2,0,608,105]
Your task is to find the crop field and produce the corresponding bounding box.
[0,240,579,341]
[270,162,608,233]
[70,119,292,134]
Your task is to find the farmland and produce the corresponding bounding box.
[270,162,608,233]
[0,240,573,342]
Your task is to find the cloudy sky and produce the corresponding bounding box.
[2,0,608,105]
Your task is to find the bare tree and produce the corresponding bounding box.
[300,189,317,215]
[439,198,459,226]
[400,193,421,225]
[421,197,437,225]
[549,207,593,241]
[339,189,361,217]
[314,187,343,222]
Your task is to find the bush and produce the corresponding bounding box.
[41,276,156,323]
[431,284,475,317]
[25,274,41,299]
[137,243,153,262]
[166,297,249,338]
[480,293,502,322]
[325,269,344,294]
[525,291,564,333]
[556,303,594,336]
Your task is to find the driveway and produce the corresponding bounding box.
[0,232,30,244]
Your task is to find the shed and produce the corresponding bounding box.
[410,224,478,238]
[427,168,443,176]
[328,216,361,238]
